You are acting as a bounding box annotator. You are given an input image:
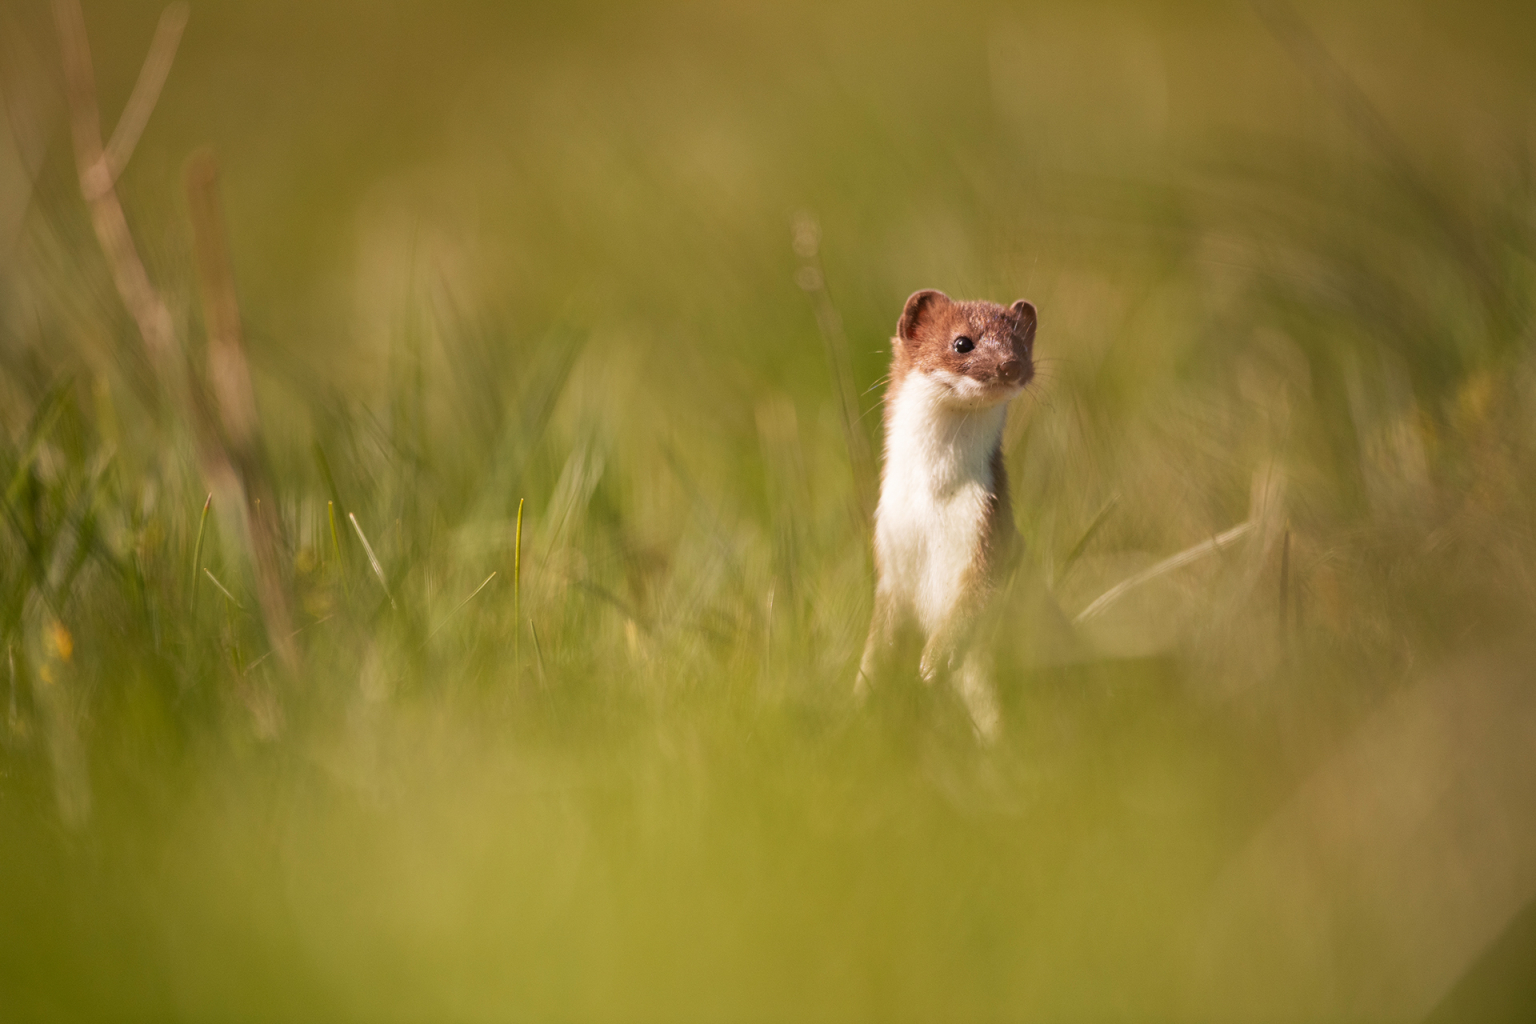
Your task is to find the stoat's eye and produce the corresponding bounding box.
[952,336,974,354]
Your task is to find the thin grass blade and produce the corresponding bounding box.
[202,567,243,610]
[348,512,394,607]
[189,492,211,613]
[1074,521,1255,623]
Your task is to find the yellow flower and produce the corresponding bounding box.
[49,621,73,663]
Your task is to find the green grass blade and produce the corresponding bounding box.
[189,493,212,614]
[347,512,394,608]
[514,497,524,663]
[1056,493,1119,588]
[202,567,243,610]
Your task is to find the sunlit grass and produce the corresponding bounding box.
[3,0,1536,1020]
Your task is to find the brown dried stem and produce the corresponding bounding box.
[52,0,296,672]
[187,153,296,671]
[51,0,177,384]
[102,2,188,181]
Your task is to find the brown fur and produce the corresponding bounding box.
[891,288,1034,592]
[858,289,1037,735]
[891,289,1036,394]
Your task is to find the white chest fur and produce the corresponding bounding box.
[873,372,1005,636]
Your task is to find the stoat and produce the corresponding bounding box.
[857,289,1037,738]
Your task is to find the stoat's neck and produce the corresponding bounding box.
[882,373,1006,499]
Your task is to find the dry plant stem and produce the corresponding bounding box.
[101,3,188,181]
[187,153,296,670]
[52,0,177,390]
[187,154,260,447]
[514,497,524,663]
[1074,520,1255,623]
[53,0,296,670]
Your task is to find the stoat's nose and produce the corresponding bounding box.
[997,359,1024,384]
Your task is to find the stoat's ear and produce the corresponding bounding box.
[1010,299,1037,344]
[898,290,949,344]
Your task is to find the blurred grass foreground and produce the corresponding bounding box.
[4,0,1536,1019]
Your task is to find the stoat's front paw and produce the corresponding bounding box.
[918,648,952,684]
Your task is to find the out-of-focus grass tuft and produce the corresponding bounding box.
[4,0,1536,1019]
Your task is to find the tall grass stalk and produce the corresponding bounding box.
[200,567,241,609]
[514,496,524,663]
[347,512,393,608]
[188,492,211,614]
[1074,521,1256,623]
[427,572,496,643]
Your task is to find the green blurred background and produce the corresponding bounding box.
[4,0,1536,1019]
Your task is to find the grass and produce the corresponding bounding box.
[4,0,1536,1019]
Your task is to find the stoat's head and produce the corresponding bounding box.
[892,290,1036,409]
